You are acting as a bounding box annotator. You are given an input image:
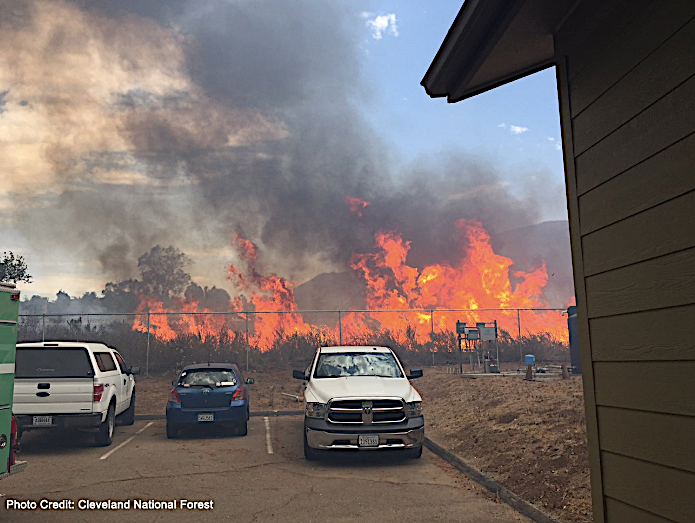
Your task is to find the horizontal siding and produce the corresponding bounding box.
[605,497,677,523]
[581,189,695,276]
[602,452,695,523]
[598,407,695,473]
[570,0,695,117]
[573,15,695,154]
[575,71,695,195]
[560,0,651,79]
[578,132,695,235]
[585,247,695,318]
[594,362,695,416]
[591,304,695,361]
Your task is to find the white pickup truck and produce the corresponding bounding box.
[13,342,139,446]
[293,345,424,460]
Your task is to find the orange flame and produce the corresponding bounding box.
[227,234,312,350]
[345,196,370,217]
[134,221,570,347]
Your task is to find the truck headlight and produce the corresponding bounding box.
[306,402,327,419]
[406,401,422,417]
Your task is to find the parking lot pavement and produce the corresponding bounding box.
[1,417,529,522]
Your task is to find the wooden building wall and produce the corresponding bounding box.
[555,1,695,521]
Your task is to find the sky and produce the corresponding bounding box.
[1,0,568,299]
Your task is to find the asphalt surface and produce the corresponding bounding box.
[1,417,529,522]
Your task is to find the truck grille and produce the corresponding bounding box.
[327,398,406,425]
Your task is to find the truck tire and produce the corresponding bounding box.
[303,430,321,461]
[96,403,115,447]
[404,446,423,459]
[119,390,136,426]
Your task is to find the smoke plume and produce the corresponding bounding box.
[1,0,567,299]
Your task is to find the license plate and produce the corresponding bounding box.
[358,434,379,447]
[197,413,214,422]
[32,416,52,426]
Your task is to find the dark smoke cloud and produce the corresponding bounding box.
[4,0,568,300]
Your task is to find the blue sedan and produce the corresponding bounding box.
[166,363,253,438]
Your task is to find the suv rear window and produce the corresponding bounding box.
[16,348,94,378]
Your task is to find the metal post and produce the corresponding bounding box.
[517,309,523,363]
[469,340,474,371]
[338,310,343,345]
[146,312,151,378]
[245,312,250,372]
[495,320,500,370]
[42,314,45,342]
[458,334,463,374]
[430,310,435,367]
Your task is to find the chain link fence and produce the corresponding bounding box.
[18,308,568,375]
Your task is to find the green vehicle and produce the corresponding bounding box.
[0,282,25,479]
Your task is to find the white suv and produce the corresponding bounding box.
[293,346,424,460]
[13,342,139,446]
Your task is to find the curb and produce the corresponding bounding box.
[424,438,560,523]
[135,410,304,421]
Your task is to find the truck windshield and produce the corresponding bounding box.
[15,348,94,378]
[313,353,404,378]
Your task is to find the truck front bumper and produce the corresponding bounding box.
[305,416,424,450]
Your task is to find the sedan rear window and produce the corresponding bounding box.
[16,348,94,378]
[178,369,237,387]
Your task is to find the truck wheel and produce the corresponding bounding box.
[404,446,423,459]
[303,431,320,461]
[166,421,179,439]
[120,391,136,426]
[96,403,115,446]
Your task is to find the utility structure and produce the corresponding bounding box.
[456,320,499,374]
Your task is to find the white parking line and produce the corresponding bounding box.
[99,422,154,460]
[263,416,273,454]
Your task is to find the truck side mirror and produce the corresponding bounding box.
[130,367,141,375]
[292,369,307,380]
[245,378,255,385]
[408,369,423,379]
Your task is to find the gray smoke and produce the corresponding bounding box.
[3,0,567,298]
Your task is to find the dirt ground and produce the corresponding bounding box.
[418,368,591,523]
[135,366,591,523]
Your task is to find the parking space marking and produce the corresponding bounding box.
[99,422,154,460]
[263,416,273,454]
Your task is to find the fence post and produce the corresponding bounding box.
[42,314,45,342]
[517,309,523,363]
[245,312,250,372]
[430,310,435,366]
[146,312,151,378]
[338,310,343,345]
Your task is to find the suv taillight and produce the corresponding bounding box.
[168,388,181,404]
[93,383,104,402]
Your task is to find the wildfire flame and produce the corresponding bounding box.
[345,195,370,217]
[133,296,237,342]
[133,220,570,347]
